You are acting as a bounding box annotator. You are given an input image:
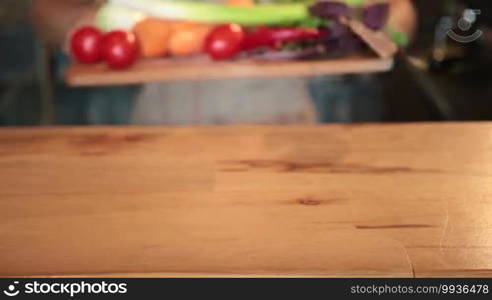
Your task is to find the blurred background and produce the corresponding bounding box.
[2,0,492,126]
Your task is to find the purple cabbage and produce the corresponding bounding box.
[324,21,366,55]
[252,47,324,61]
[363,3,390,30]
[309,1,354,19]
[310,1,390,31]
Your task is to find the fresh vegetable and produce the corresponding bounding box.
[96,4,148,31]
[98,0,309,27]
[345,0,364,6]
[97,0,407,46]
[243,26,327,51]
[309,0,390,30]
[102,31,139,69]
[134,18,172,58]
[169,21,201,32]
[205,24,245,60]
[253,47,324,61]
[325,23,365,55]
[226,0,255,7]
[168,23,212,56]
[70,26,104,64]
[89,0,410,66]
[363,3,389,30]
[309,1,407,44]
[308,1,352,19]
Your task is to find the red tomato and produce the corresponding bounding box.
[101,31,139,69]
[205,24,245,60]
[70,26,104,64]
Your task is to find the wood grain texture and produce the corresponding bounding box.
[66,56,394,87]
[1,123,492,277]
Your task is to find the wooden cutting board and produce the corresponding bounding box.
[66,55,394,87]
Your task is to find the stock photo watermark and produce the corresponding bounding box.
[3,281,127,297]
[446,8,483,43]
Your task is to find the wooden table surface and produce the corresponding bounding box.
[1,123,492,277]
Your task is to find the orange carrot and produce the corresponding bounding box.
[168,23,213,56]
[134,18,172,58]
[226,0,255,7]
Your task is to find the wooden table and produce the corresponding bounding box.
[1,123,492,277]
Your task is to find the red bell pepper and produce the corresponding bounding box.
[243,26,328,51]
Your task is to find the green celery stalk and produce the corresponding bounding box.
[98,0,310,28]
[96,4,148,31]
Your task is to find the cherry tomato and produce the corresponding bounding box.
[70,26,104,64]
[101,30,139,69]
[205,24,245,60]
